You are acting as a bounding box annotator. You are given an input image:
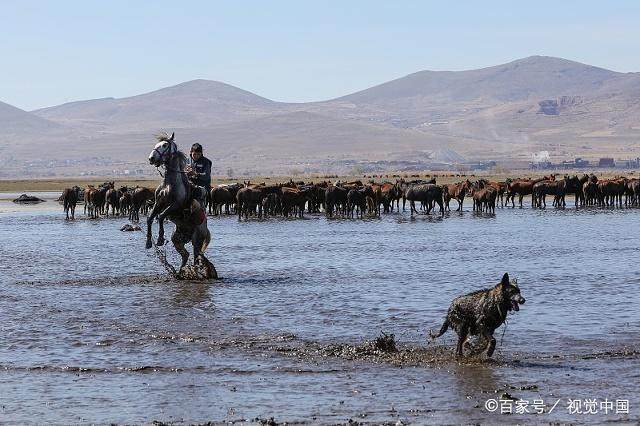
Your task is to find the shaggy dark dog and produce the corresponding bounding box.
[429,273,525,358]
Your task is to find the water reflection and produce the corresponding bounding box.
[171,281,211,307]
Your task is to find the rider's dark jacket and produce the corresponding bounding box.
[188,155,212,189]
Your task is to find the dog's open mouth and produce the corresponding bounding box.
[510,296,525,311]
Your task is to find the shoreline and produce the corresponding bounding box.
[0,169,633,193]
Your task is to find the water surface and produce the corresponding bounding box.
[0,195,638,423]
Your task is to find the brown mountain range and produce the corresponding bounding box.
[2,56,640,177]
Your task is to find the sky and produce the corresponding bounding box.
[2,0,640,110]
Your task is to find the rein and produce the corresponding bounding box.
[154,141,189,177]
[155,165,188,178]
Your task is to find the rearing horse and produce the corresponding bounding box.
[146,132,217,278]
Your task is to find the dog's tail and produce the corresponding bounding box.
[429,318,449,339]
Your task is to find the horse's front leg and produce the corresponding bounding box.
[146,202,163,249]
[145,202,172,249]
[155,205,176,246]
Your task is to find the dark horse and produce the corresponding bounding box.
[146,132,217,279]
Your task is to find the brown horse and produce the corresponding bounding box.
[443,180,471,211]
[597,178,626,207]
[380,182,399,213]
[209,186,235,215]
[471,185,497,213]
[532,176,568,208]
[129,186,154,222]
[104,182,120,217]
[62,187,80,220]
[506,176,549,207]
[88,185,108,218]
[405,184,444,216]
[84,185,95,217]
[119,191,132,217]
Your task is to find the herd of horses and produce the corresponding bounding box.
[60,183,154,220]
[60,173,640,221]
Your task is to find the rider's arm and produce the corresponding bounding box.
[197,160,211,178]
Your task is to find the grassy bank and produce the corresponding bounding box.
[0,174,479,192]
[0,170,629,193]
[0,178,161,193]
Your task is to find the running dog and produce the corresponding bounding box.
[429,273,525,358]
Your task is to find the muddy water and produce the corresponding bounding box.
[0,193,639,424]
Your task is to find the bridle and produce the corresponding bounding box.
[153,140,176,164]
[152,140,188,177]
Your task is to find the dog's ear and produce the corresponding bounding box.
[500,273,510,287]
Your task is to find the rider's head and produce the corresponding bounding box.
[190,143,203,160]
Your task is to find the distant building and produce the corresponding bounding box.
[575,157,589,168]
[561,158,589,168]
[531,151,552,169]
[617,157,640,169]
[598,158,615,168]
[462,161,497,171]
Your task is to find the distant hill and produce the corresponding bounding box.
[0,101,59,134]
[33,79,279,131]
[2,55,640,177]
[339,56,623,104]
[318,56,640,127]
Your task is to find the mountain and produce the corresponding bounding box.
[316,56,640,127]
[340,56,622,104]
[32,56,640,133]
[4,56,640,177]
[65,111,450,164]
[33,79,279,131]
[310,56,640,164]
[0,100,59,134]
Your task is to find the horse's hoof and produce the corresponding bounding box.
[145,240,152,249]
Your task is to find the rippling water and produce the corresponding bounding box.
[0,193,638,423]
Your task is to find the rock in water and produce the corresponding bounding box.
[120,224,141,232]
[12,194,45,204]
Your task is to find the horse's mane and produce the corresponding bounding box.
[175,150,188,170]
[155,131,173,142]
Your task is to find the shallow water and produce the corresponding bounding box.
[0,194,638,424]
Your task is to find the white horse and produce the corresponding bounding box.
[146,132,217,278]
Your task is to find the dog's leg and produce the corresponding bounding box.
[486,338,497,358]
[481,330,497,358]
[456,325,469,358]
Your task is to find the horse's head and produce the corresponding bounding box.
[149,132,176,166]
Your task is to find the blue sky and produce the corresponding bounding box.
[2,1,639,110]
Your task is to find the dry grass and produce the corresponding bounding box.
[0,178,161,192]
[0,169,631,193]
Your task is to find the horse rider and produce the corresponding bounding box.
[185,143,212,207]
